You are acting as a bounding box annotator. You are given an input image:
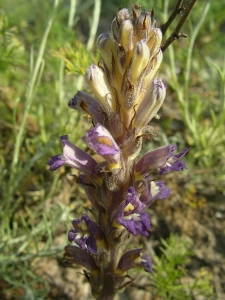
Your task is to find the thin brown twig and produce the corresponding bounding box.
[161,0,197,52]
[160,0,184,36]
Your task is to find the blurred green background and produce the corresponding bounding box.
[0,0,224,299]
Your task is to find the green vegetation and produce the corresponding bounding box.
[149,235,214,299]
[0,0,223,299]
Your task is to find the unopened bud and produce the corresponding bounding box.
[134,79,166,130]
[111,8,129,41]
[111,18,119,40]
[131,4,141,21]
[85,64,115,111]
[148,28,162,59]
[144,49,163,88]
[97,33,115,74]
[120,20,134,52]
[137,11,155,40]
[116,8,129,26]
[129,39,150,84]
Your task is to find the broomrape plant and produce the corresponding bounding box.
[47,3,193,299]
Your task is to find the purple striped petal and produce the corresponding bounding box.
[64,245,98,271]
[114,187,150,236]
[117,249,152,273]
[135,144,188,177]
[158,145,188,175]
[83,124,120,164]
[68,214,104,254]
[140,175,171,207]
[47,135,97,176]
[69,91,105,125]
[135,145,173,176]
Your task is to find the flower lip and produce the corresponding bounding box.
[139,175,171,207]
[158,145,189,175]
[138,253,152,273]
[47,154,65,171]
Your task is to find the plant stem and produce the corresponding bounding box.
[160,0,184,35]
[161,0,197,52]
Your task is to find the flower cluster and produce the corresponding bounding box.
[47,4,188,298]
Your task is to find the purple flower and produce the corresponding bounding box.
[158,144,188,175]
[83,124,120,165]
[140,175,171,207]
[64,245,98,271]
[114,187,150,236]
[47,135,97,176]
[117,248,152,274]
[134,144,188,177]
[68,91,105,125]
[68,214,104,254]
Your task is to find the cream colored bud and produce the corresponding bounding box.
[144,49,163,88]
[97,33,115,73]
[131,4,141,20]
[111,8,130,41]
[134,79,166,130]
[137,11,154,40]
[120,20,134,52]
[111,18,119,40]
[116,8,129,25]
[116,43,127,75]
[85,64,115,111]
[148,28,163,58]
[129,39,150,84]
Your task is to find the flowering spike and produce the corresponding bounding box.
[47,3,190,298]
